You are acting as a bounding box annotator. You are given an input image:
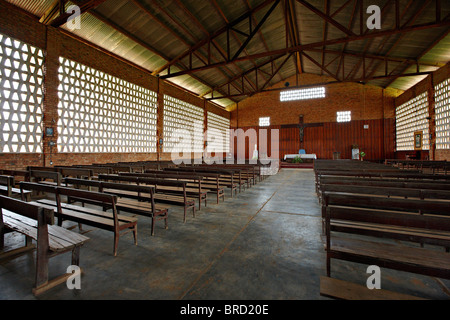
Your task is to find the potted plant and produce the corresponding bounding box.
[359,151,366,161]
[292,156,303,163]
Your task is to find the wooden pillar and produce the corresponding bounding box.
[428,75,436,161]
[203,100,208,162]
[156,78,164,161]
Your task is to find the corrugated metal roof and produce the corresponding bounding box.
[5,0,450,108]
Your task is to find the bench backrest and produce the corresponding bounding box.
[0,175,15,196]
[318,176,450,188]
[120,172,203,182]
[322,191,450,217]
[320,184,450,201]
[317,171,450,180]
[0,194,53,225]
[323,191,450,249]
[0,170,30,183]
[58,167,93,179]
[30,170,62,185]
[20,181,58,201]
[57,186,117,205]
[64,177,102,189]
[98,174,188,188]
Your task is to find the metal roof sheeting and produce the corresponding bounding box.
[6,0,450,108]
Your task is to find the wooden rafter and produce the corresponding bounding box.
[161,18,450,80]
[151,0,277,76]
[48,0,107,28]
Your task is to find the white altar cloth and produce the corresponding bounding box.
[283,154,317,160]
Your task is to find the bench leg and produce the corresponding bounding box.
[72,246,80,266]
[151,217,155,236]
[133,226,137,246]
[326,255,331,277]
[113,232,119,257]
[164,213,168,230]
[34,249,49,294]
[0,222,4,250]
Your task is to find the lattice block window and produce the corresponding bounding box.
[0,33,44,153]
[57,57,157,153]
[163,95,204,153]
[435,79,450,150]
[259,117,270,127]
[337,111,351,123]
[396,92,429,151]
[207,112,230,153]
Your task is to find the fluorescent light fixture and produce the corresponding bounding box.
[280,87,325,101]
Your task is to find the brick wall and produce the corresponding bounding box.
[229,73,401,160]
[230,73,400,128]
[0,2,229,170]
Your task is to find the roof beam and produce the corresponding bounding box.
[231,0,280,61]
[130,0,240,101]
[151,0,277,76]
[49,0,107,27]
[295,0,356,36]
[161,19,450,79]
[206,71,434,101]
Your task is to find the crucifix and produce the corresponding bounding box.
[297,115,323,150]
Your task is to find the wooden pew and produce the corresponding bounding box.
[0,175,14,198]
[29,170,62,186]
[57,167,94,180]
[0,169,30,185]
[385,159,449,175]
[97,174,197,223]
[19,182,137,256]
[64,178,169,236]
[319,183,450,203]
[197,164,256,187]
[322,191,450,299]
[316,175,450,196]
[124,171,225,204]
[0,195,89,295]
[164,167,239,196]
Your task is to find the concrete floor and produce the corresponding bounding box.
[0,169,449,301]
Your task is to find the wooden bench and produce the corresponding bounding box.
[124,171,225,204]
[98,174,197,223]
[319,276,426,300]
[0,169,30,184]
[319,183,450,204]
[0,195,89,295]
[164,167,240,196]
[57,167,94,180]
[19,182,137,256]
[322,192,450,298]
[316,174,450,195]
[317,175,450,190]
[0,174,32,201]
[30,170,62,186]
[64,178,168,236]
[197,164,255,188]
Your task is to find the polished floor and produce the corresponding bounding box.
[0,169,449,300]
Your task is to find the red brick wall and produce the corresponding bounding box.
[230,74,401,160]
[0,2,229,170]
[230,74,400,128]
